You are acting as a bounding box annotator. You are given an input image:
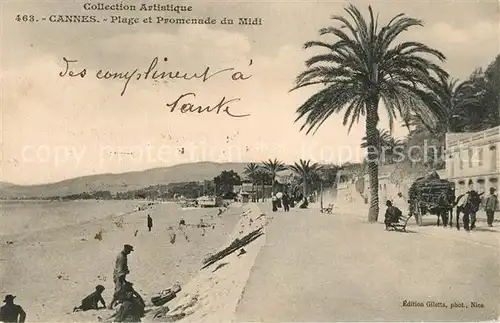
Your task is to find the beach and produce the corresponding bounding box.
[3,198,497,322]
[0,200,245,322]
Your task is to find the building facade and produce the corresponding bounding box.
[335,164,438,204]
[335,125,500,204]
[445,125,499,195]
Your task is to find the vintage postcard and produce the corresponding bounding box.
[0,0,499,322]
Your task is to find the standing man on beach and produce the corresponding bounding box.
[0,295,26,323]
[109,244,134,309]
[147,214,153,232]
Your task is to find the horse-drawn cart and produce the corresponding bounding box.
[408,171,455,226]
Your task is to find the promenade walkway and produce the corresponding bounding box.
[235,204,499,321]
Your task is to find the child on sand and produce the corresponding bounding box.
[73,285,106,312]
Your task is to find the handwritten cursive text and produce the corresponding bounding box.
[58,57,253,96]
[166,92,250,118]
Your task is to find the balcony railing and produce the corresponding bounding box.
[447,126,500,148]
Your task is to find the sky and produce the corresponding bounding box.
[1,0,499,185]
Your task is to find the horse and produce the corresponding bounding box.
[410,192,454,227]
[450,191,484,230]
[434,191,458,227]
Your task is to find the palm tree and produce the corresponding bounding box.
[262,158,287,192]
[409,75,483,135]
[361,128,392,149]
[243,163,260,200]
[437,76,484,132]
[361,129,403,164]
[401,75,483,169]
[291,5,448,221]
[254,168,272,202]
[289,159,323,207]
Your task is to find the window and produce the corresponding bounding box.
[478,179,485,194]
[458,180,466,195]
[478,147,483,166]
[468,148,473,167]
[491,145,497,172]
[459,151,463,169]
[489,178,499,208]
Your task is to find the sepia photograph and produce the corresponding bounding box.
[0,0,499,322]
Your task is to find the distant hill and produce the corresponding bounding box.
[0,162,249,198]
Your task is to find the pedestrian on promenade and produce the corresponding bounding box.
[485,187,498,227]
[282,193,290,212]
[384,200,402,230]
[466,184,481,230]
[271,194,278,212]
[276,192,283,209]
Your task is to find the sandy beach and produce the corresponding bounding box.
[0,200,245,322]
[3,198,496,322]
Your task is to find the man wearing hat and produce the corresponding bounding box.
[485,187,498,227]
[0,295,26,323]
[109,244,134,309]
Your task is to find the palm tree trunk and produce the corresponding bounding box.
[320,182,323,210]
[261,180,265,202]
[366,106,380,222]
[271,173,276,194]
[303,179,308,202]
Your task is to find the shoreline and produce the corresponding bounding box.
[144,202,270,322]
[0,200,244,322]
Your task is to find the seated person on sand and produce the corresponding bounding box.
[384,200,402,229]
[118,282,145,309]
[118,291,144,322]
[73,285,106,312]
[106,291,144,323]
